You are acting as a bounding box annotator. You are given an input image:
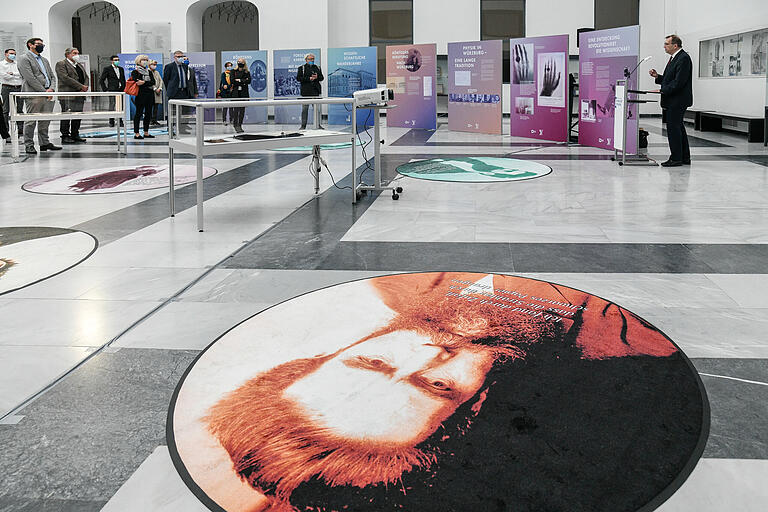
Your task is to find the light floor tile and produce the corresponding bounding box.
[113,301,268,350]
[100,446,207,512]
[0,299,162,347]
[656,458,768,511]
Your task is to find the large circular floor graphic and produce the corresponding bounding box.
[397,157,552,182]
[22,164,218,195]
[0,227,98,295]
[168,272,708,512]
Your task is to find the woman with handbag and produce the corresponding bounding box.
[229,58,251,133]
[129,54,156,139]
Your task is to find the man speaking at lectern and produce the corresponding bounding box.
[649,34,693,167]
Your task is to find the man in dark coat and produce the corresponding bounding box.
[649,34,693,167]
[99,55,126,127]
[163,50,197,135]
[296,53,323,129]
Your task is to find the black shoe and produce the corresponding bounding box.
[661,160,683,167]
[682,160,691,165]
[299,125,307,130]
[61,136,77,144]
[40,143,62,151]
[73,137,87,143]
[134,135,144,140]
[25,146,37,154]
[143,133,155,139]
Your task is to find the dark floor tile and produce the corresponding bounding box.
[0,498,106,512]
[691,358,768,459]
[684,244,768,273]
[0,348,198,502]
[317,241,515,272]
[643,125,732,147]
[509,243,716,273]
[72,154,306,244]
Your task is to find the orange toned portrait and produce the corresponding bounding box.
[168,272,707,512]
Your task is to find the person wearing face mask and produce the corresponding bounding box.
[163,51,198,135]
[219,61,233,126]
[229,58,251,133]
[296,53,324,130]
[0,49,24,140]
[130,54,156,140]
[55,47,88,144]
[99,55,126,127]
[149,60,163,127]
[16,37,61,154]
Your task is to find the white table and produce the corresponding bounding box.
[167,98,358,231]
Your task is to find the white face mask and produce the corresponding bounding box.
[71,54,80,62]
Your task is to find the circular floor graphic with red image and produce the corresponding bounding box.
[168,272,709,512]
[22,164,217,195]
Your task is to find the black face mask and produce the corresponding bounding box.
[34,43,45,53]
[238,63,245,68]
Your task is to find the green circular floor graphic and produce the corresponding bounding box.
[397,157,552,182]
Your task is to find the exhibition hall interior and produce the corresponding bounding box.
[1,0,768,510]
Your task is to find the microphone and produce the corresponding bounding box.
[624,55,652,78]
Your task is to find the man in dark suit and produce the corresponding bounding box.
[163,50,197,135]
[55,47,88,143]
[99,55,125,127]
[296,53,323,129]
[649,34,693,167]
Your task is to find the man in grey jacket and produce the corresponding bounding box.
[17,37,61,154]
[55,47,88,144]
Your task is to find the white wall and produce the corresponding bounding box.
[328,0,369,48]
[670,0,768,116]
[527,0,594,55]
[12,0,768,116]
[414,0,480,53]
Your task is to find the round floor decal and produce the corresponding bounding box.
[168,272,708,512]
[0,227,98,295]
[22,164,218,194]
[397,157,552,182]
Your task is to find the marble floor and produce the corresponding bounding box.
[0,116,767,511]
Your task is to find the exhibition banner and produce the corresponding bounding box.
[447,40,503,134]
[188,52,217,122]
[578,26,639,153]
[386,43,437,130]
[327,46,377,128]
[273,48,321,125]
[221,50,268,124]
[118,53,163,120]
[508,35,569,142]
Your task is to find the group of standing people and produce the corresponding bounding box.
[1,45,328,151]
[219,58,251,133]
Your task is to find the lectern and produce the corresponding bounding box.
[612,80,658,166]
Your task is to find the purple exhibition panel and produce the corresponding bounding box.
[578,26,640,152]
[386,44,437,130]
[509,35,569,142]
[447,40,503,134]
